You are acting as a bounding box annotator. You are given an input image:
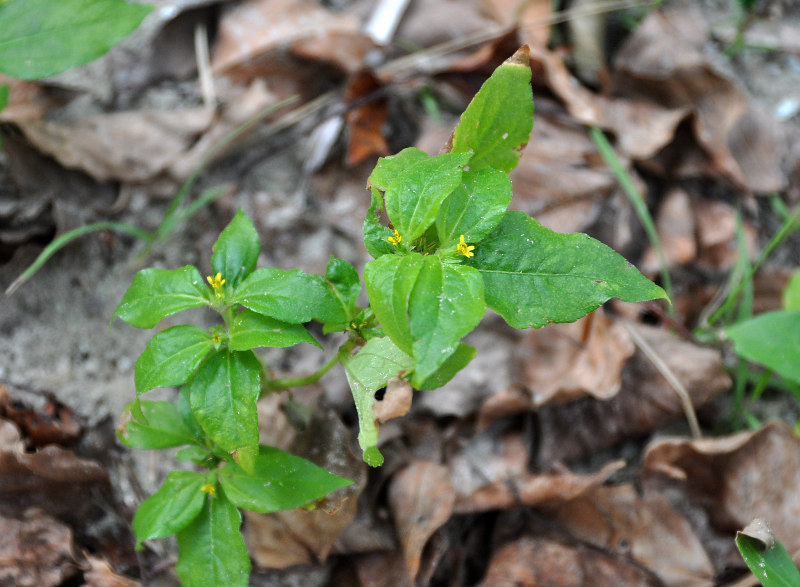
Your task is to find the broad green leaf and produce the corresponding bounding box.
[187,350,260,453]
[118,400,200,449]
[228,309,320,350]
[0,0,153,79]
[368,147,429,191]
[384,152,471,243]
[134,325,213,394]
[468,211,667,328]
[210,209,260,289]
[325,256,361,317]
[415,343,476,391]
[436,167,512,247]
[113,265,209,329]
[175,488,250,587]
[408,256,485,386]
[726,310,800,384]
[448,46,533,173]
[232,267,343,324]
[219,446,352,513]
[132,470,208,546]
[0,84,8,111]
[783,270,800,310]
[363,188,395,259]
[341,337,413,466]
[736,531,800,587]
[364,253,426,355]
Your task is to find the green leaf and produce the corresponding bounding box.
[228,309,320,351]
[736,531,800,587]
[435,167,512,247]
[468,211,667,329]
[132,470,208,547]
[368,147,429,191]
[324,256,361,317]
[134,325,213,394]
[113,265,210,329]
[187,350,260,452]
[783,270,800,311]
[175,488,250,587]
[118,400,201,449]
[408,256,485,386]
[383,152,472,243]
[448,46,533,173]
[364,253,426,355]
[726,310,800,384]
[0,0,153,80]
[341,337,413,466]
[0,84,8,111]
[363,188,396,259]
[219,446,352,513]
[415,343,476,391]
[232,267,342,324]
[210,209,260,289]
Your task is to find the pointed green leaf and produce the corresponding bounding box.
[468,211,667,328]
[726,310,800,384]
[0,0,153,80]
[363,188,396,259]
[210,210,260,289]
[364,253,426,355]
[341,337,413,466]
[415,343,476,391]
[175,489,250,587]
[368,147,429,191]
[228,309,320,351]
[436,167,512,247]
[736,531,800,587]
[325,256,361,315]
[187,350,260,452]
[384,152,472,243]
[448,46,533,173]
[134,325,213,394]
[232,267,342,324]
[132,470,208,546]
[114,266,210,329]
[219,446,352,513]
[118,400,201,449]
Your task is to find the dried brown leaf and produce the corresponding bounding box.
[640,187,697,273]
[344,72,389,167]
[374,377,413,424]
[642,422,800,555]
[83,554,141,587]
[556,484,715,586]
[480,536,663,587]
[388,461,455,581]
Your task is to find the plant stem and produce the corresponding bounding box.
[268,339,356,391]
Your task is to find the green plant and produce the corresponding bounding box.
[114,46,666,585]
[736,518,800,587]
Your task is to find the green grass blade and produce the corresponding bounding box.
[6,221,151,295]
[736,531,800,587]
[590,127,673,308]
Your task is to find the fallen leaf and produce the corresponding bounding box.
[640,187,697,273]
[83,554,141,587]
[0,385,82,449]
[480,535,663,587]
[344,72,389,166]
[555,484,716,586]
[0,508,79,587]
[388,461,455,581]
[373,377,413,424]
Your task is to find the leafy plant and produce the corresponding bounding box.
[114,46,666,585]
[736,518,800,587]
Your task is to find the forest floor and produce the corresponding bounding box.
[1,0,800,585]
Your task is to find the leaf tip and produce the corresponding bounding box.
[506,44,530,67]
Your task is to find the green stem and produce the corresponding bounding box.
[268,339,355,391]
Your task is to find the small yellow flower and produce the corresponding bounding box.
[457,234,475,258]
[201,483,216,495]
[387,230,402,246]
[212,332,222,344]
[207,272,226,289]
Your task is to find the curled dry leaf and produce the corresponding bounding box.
[535,323,730,466]
[387,461,455,582]
[0,508,79,587]
[0,385,82,449]
[480,536,663,587]
[344,72,389,167]
[554,484,715,586]
[83,554,141,587]
[373,377,413,424]
[17,108,215,183]
[642,422,800,556]
[521,309,635,407]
